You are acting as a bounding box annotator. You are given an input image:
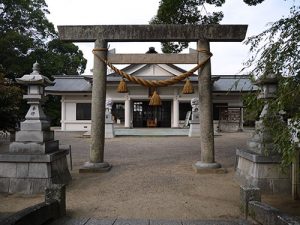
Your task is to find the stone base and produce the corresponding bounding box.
[0,150,71,194]
[9,140,59,154]
[235,149,291,194]
[188,121,200,137]
[105,123,115,138]
[79,161,112,173]
[15,130,54,142]
[192,161,227,174]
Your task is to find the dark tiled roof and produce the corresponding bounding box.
[213,75,257,92]
[45,74,257,94]
[46,76,92,93]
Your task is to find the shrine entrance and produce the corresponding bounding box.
[57,24,247,172]
[133,101,171,128]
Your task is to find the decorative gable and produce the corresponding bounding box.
[130,64,177,77]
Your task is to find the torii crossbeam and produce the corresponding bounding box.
[58,24,248,173]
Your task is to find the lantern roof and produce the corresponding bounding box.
[254,73,279,85]
[16,62,54,86]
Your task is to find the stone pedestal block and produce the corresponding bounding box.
[0,150,71,194]
[15,130,54,142]
[105,123,115,139]
[20,120,50,131]
[9,140,59,154]
[235,149,291,194]
[188,120,200,137]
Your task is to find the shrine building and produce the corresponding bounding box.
[46,48,256,132]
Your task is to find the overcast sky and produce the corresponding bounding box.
[45,0,295,75]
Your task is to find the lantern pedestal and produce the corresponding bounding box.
[235,149,291,194]
[0,62,71,194]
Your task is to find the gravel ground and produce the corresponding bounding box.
[0,130,299,220]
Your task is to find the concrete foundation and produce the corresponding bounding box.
[235,149,291,194]
[0,150,71,194]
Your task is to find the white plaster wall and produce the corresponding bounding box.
[65,103,76,121]
[60,89,244,131]
[65,121,91,131]
[62,95,92,131]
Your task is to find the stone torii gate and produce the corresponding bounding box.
[58,24,247,172]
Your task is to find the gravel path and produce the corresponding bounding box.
[1,130,299,220]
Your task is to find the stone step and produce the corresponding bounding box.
[47,217,254,225]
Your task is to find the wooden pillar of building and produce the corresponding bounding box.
[125,97,131,128]
[173,97,179,128]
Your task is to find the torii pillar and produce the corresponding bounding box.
[192,39,221,172]
[80,39,112,172]
[57,24,247,173]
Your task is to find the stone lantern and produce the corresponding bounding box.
[235,73,291,194]
[246,74,279,154]
[256,73,278,100]
[16,62,53,131]
[0,62,71,194]
[10,62,56,152]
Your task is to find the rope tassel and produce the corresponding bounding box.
[182,79,194,94]
[117,78,128,93]
[149,91,161,106]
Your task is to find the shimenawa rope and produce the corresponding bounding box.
[92,48,212,88]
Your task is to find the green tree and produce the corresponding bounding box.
[31,39,86,77]
[0,0,87,128]
[0,0,87,79]
[243,5,300,166]
[150,0,225,53]
[150,0,267,53]
[0,72,23,131]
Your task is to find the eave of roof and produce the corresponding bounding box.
[45,74,257,94]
